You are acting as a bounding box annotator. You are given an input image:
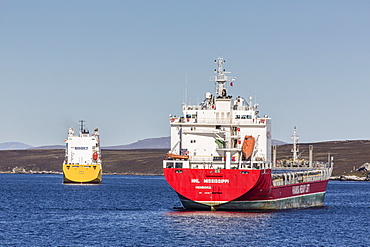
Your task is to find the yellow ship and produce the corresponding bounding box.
[63,120,102,183]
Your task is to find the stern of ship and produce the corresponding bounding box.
[163,167,261,210]
[63,164,102,183]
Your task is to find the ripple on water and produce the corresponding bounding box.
[1,175,369,246]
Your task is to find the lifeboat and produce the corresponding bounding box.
[242,135,255,159]
[93,151,98,160]
[166,153,189,160]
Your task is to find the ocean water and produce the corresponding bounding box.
[0,174,369,246]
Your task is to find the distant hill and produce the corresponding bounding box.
[105,137,286,150]
[272,140,287,146]
[0,142,32,150]
[104,137,171,149]
[0,142,66,150]
[0,137,286,151]
[0,140,369,176]
[30,145,65,150]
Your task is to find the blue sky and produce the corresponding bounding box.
[1,0,370,146]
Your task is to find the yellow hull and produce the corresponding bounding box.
[63,164,102,183]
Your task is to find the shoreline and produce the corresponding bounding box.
[330,175,370,182]
[2,172,369,181]
[0,171,163,176]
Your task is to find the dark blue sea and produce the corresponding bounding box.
[0,174,369,246]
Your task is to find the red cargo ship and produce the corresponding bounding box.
[163,58,333,211]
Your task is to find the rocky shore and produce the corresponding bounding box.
[330,175,370,181]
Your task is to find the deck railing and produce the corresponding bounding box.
[170,117,266,125]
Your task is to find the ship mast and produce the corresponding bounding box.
[214,57,231,98]
[79,120,85,133]
[291,126,299,163]
[79,120,89,134]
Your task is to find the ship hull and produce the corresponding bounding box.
[217,192,325,210]
[164,168,329,211]
[63,164,102,184]
[179,188,326,211]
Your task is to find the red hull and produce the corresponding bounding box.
[164,168,329,210]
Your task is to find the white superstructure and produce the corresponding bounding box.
[64,121,101,166]
[165,57,272,170]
